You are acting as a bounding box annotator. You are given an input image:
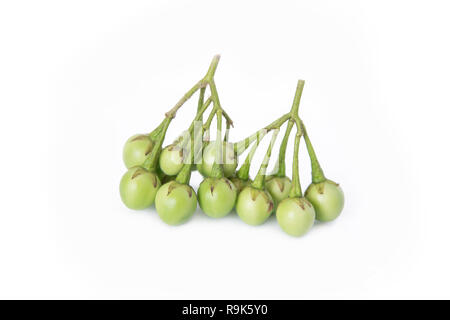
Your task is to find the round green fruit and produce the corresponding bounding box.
[123,134,154,169]
[197,141,237,178]
[276,197,315,237]
[305,180,344,222]
[155,181,197,225]
[159,144,185,176]
[119,167,161,210]
[266,176,292,205]
[236,186,274,226]
[198,178,237,218]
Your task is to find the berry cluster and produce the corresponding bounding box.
[120,55,344,237]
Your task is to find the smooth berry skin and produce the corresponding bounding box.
[236,186,274,226]
[120,167,161,210]
[155,181,197,226]
[198,178,237,218]
[305,180,344,222]
[159,144,185,176]
[197,141,237,178]
[123,134,154,169]
[266,176,292,205]
[276,197,315,237]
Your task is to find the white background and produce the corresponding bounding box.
[1,0,449,299]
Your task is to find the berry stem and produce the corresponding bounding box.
[233,113,290,156]
[142,117,172,172]
[187,93,210,159]
[236,129,267,181]
[233,129,267,156]
[175,160,192,185]
[203,105,217,132]
[175,95,213,184]
[210,109,225,178]
[176,96,212,149]
[189,97,212,133]
[203,55,233,127]
[164,55,222,119]
[175,130,195,185]
[165,80,203,119]
[148,118,167,140]
[275,119,294,177]
[301,121,326,184]
[197,87,206,117]
[224,121,231,142]
[208,78,233,126]
[204,54,221,82]
[289,123,303,198]
[290,80,305,117]
[273,81,304,177]
[251,130,280,190]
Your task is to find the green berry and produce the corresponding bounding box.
[276,197,315,237]
[236,186,274,225]
[159,144,185,176]
[197,141,237,178]
[123,134,154,169]
[305,180,344,222]
[155,181,197,225]
[198,177,237,218]
[266,176,292,205]
[119,167,161,209]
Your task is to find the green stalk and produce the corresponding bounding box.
[290,80,305,117]
[208,79,233,126]
[183,91,207,156]
[210,110,225,178]
[148,120,166,140]
[197,87,206,117]
[233,113,290,156]
[275,119,294,177]
[301,121,326,184]
[202,76,232,147]
[251,130,279,190]
[165,55,222,119]
[175,155,193,184]
[149,55,228,184]
[176,96,212,149]
[189,97,211,133]
[220,109,233,128]
[289,125,303,198]
[203,105,217,132]
[233,129,267,156]
[272,80,304,177]
[236,130,267,181]
[142,117,172,172]
[175,95,213,185]
[203,56,233,126]
[208,78,222,108]
[204,55,221,82]
[224,121,231,142]
[165,80,203,119]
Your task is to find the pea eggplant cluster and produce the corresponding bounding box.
[119,55,344,237]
